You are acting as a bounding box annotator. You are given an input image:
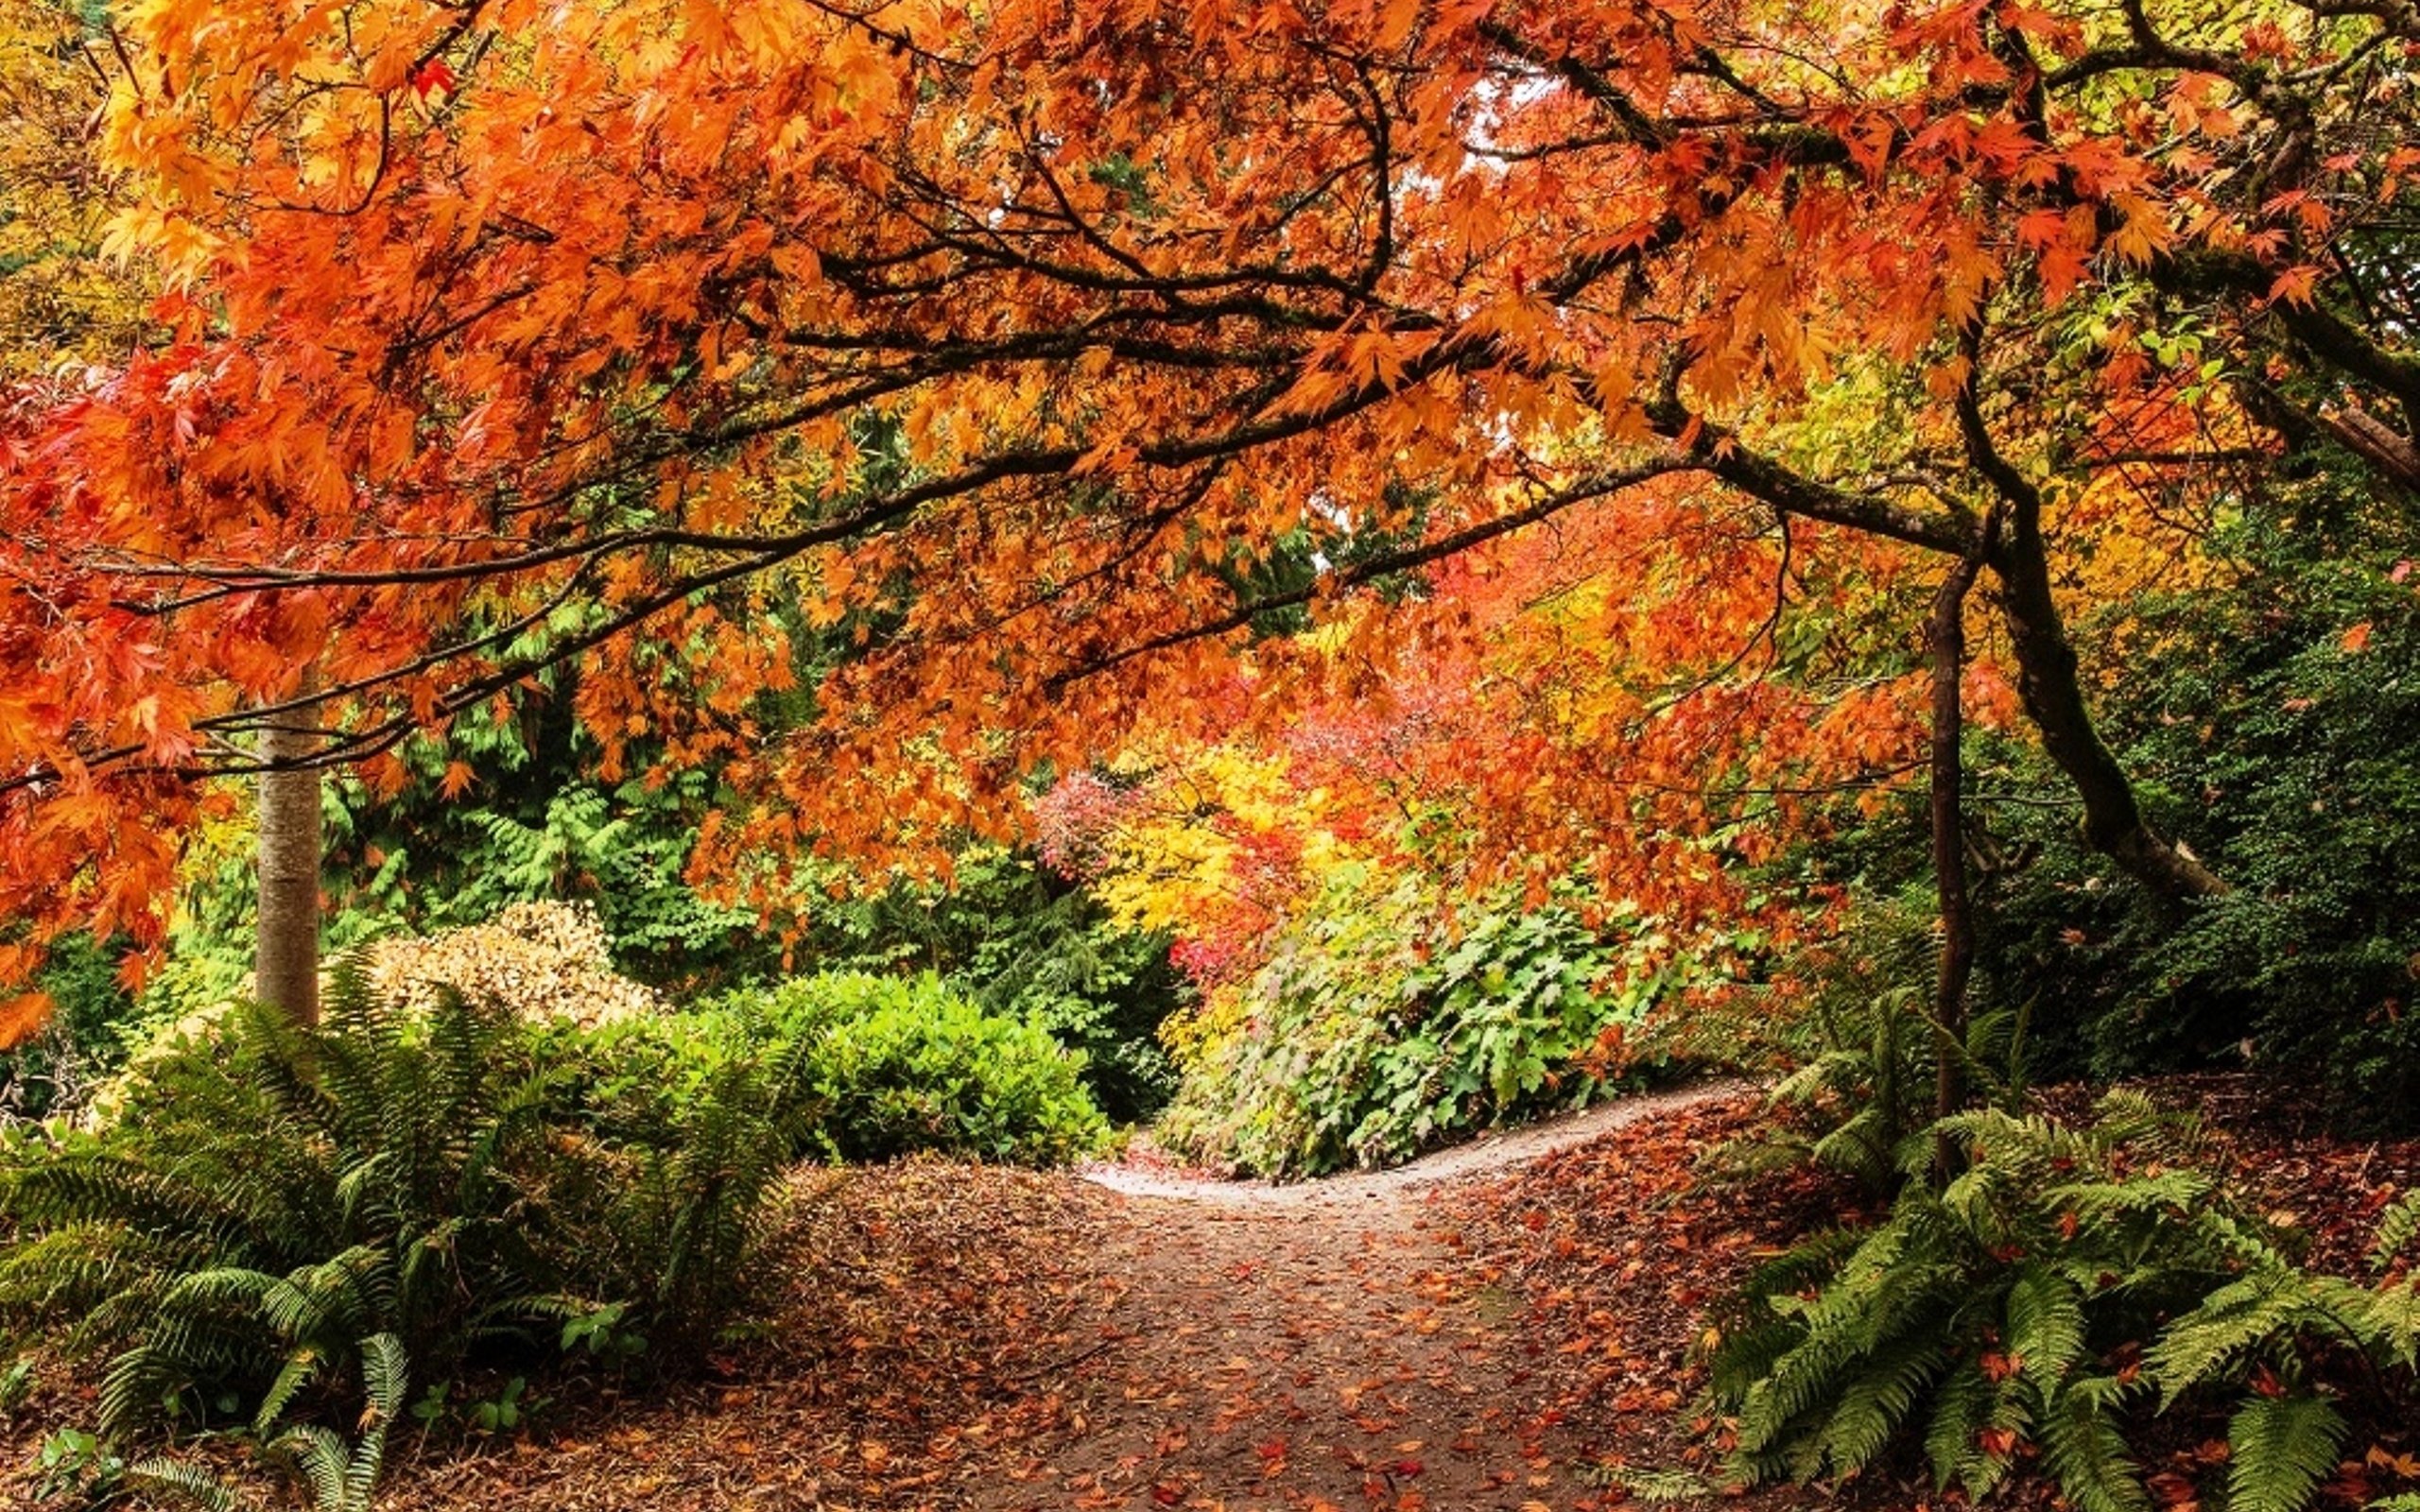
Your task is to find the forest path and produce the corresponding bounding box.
[970,1083,1748,1512]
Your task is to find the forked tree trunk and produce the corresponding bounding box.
[256,669,323,1026]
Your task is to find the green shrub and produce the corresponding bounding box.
[1159,872,1671,1177]
[0,966,807,1441]
[801,847,1188,1122]
[544,970,1111,1167]
[1702,1094,2420,1512]
[737,971,1110,1165]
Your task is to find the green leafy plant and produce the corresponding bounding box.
[545,969,1110,1167]
[753,971,1111,1165]
[33,1424,126,1502]
[1159,872,1679,1177]
[0,961,808,1441]
[127,1332,407,1512]
[801,847,1189,1122]
[462,1375,542,1435]
[1702,1094,2420,1512]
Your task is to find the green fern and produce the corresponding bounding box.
[1699,1094,2418,1512]
[2227,1394,2346,1512]
[2372,1195,2420,1274]
[1,960,808,1441]
[1592,1464,1718,1503]
[127,1332,408,1512]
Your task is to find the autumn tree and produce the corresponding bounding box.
[4,0,2417,1028]
[0,0,147,371]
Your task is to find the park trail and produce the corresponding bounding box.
[970,1082,1748,1512]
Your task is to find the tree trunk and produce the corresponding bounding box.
[1929,550,1984,1177]
[1989,512,2230,902]
[256,670,323,1026]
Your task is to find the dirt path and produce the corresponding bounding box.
[975,1084,1750,1512]
[1,1086,1753,1512]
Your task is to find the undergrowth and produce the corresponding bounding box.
[1702,1092,2420,1512]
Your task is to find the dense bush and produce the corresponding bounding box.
[772,973,1111,1163]
[528,969,1109,1168]
[1158,872,1675,1177]
[802,848,1187,1122]
[1703,1094,2420,1512]
[2049,542,2420,1116]
[0,968,808,1441]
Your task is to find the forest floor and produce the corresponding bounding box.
[9,1077,2419,1511]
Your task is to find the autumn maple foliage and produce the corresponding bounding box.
[2,0,2414,1034]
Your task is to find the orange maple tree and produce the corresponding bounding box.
[4,0,2416,1034]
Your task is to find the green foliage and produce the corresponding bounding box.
[733,971,1112,1165]
[328,768,778,995]
[1933,501,2420,1124]
[542,969,1110,1167]
[1159,872,1672,1177]
[128,1331,408,1512]
[1764,888,2031,1193]
[0,965,807,1441]
[1703,1095,2420,1512]
[802,848,1188,1122]
[32,1423,127,1502]
[129,632,811,1003]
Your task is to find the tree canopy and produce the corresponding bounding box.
[3,0,2417,1032]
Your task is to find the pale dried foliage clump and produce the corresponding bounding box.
[364,901,661,1027]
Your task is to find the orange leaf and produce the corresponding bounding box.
[0,991,53,1050]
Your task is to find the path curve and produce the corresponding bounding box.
[1076,1078,1756,1207]
[978,1080,1759,1510]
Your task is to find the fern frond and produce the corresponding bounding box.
[281,1424,352,1512]
[357,1332,407,1424]
[2358,1277,2420,1370]
[2006,1263,2088,1383]
[1808,1332,1948,1478]
[1924,1355,1994,1493]
[253,1346,323,1436]
[2036,1376,2150,1512]
[2372,1194,2420,1274]
[2150,1267,2311,1406]
[125,1457,256,1512]
[2226,1394,2345,1512]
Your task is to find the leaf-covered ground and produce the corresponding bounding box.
[6,1079,2416,1511]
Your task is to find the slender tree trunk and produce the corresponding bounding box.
[1928,553,1985,1166]
[256,668,323,1026]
